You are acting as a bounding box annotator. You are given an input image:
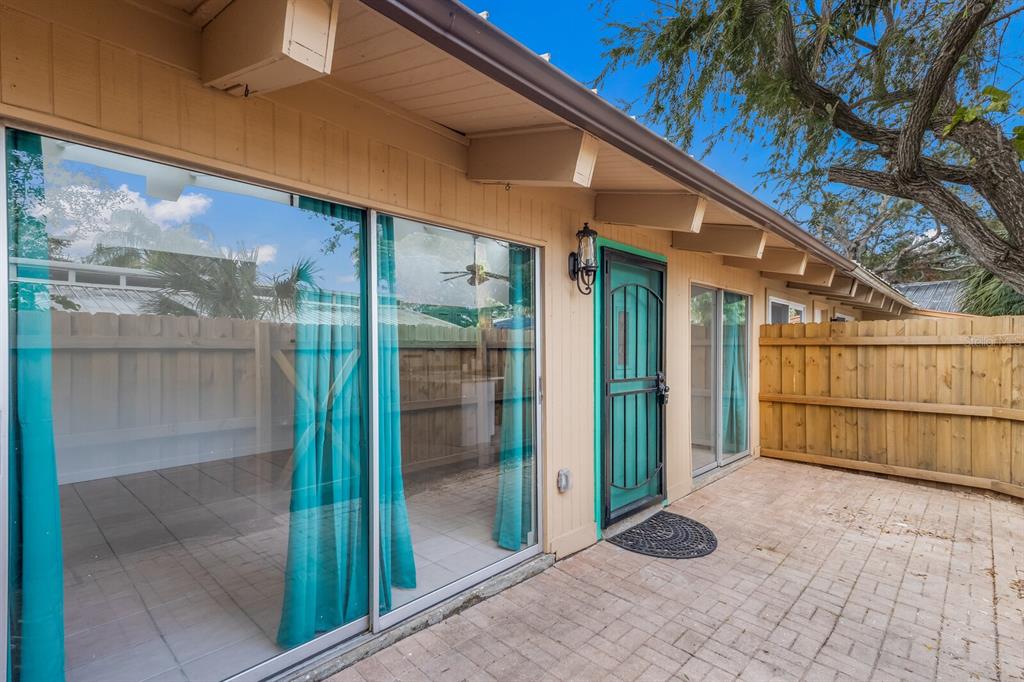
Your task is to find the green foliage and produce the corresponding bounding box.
[959,266,1024,315]
[943,88,1020,159]
[142,249,318,321]
[596,0,1023,283]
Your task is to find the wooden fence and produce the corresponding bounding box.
[759,316,1024,499]
[44,310,525,484]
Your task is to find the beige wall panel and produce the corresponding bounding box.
[272,105,301,180]
[324,123,349,193]
[368,140,388,203]
[180,80,216,156]
[423,159,441,217]
[6,0,200,73]
[346,131,369,197]
[301,113,327,187]
[98,44,140,137]
[387,145,408,208]
[269,81,467,172]
[242,97,275,173]
[213,95,245,165]
[140,60,180,148]
[53,26,100,126]
[406,153,425,213]
[1,9,53,112]
[439,165,458,219]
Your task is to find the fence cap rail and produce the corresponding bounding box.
[759,333,1024,346]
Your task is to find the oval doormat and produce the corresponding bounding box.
[608,511,717,559]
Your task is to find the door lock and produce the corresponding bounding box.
[656,371,670,405]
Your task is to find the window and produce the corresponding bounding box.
[769,296,806,324]
[5,130,541,681]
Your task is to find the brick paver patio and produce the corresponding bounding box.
[330,458,1024,681]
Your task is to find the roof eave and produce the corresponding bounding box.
[357,0,915,310]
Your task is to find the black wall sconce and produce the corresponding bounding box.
[568,222,598,295]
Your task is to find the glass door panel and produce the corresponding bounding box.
[690,285,750,475]
[721,292,750,460]
[690,286,717,475]
[6,130,369,682]
[376,215,538,614]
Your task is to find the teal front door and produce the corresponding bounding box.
[601,248,667,527]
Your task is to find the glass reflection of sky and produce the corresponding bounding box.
[39,149,362,294]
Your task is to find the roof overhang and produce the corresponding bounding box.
[355,0,915,312]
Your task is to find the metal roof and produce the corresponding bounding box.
[893,280,965,313]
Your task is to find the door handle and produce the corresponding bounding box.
[656,371,670,405]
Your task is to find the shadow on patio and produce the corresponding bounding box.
[329,458,1023,681]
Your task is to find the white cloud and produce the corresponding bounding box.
[146,193,212,226]
[42,183,217,259]
[254,244,278,265]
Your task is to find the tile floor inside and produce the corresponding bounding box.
[60,451,521,682]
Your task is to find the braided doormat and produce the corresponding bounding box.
[608,511,717,559]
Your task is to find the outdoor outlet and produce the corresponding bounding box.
[556,468,572,493]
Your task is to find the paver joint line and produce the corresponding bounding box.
[316,459,1023,682]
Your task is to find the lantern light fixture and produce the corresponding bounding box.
[568,222,599,295]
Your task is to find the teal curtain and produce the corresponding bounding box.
[493,246,535,551]
[278,200,368,647]
[721,293,749,455]
[376,215,416,612]
[7,130,65,680]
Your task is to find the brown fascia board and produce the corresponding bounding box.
[358,1,861,268]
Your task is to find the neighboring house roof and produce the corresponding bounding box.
[359,0,915,311]
[894,280,965,313]
[40,282,460,328]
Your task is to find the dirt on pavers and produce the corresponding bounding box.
[328,458,1024,682]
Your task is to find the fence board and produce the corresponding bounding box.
[804,322,830,457]
[759,323,782,451]
[760,315,1024,500]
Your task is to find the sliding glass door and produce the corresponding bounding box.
[690,286,751,476]
[3,130,540,681]
[375,215,539,623]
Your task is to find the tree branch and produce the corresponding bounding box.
[828,167,911,197]
[919,157,976,184]
[895,0,996,177]
[775,8,899,148]
[932,114,1024,247]
[981,4,1024,28]
[849,88,918,111]
[829,165,1024,294]
[876,221,945,272]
